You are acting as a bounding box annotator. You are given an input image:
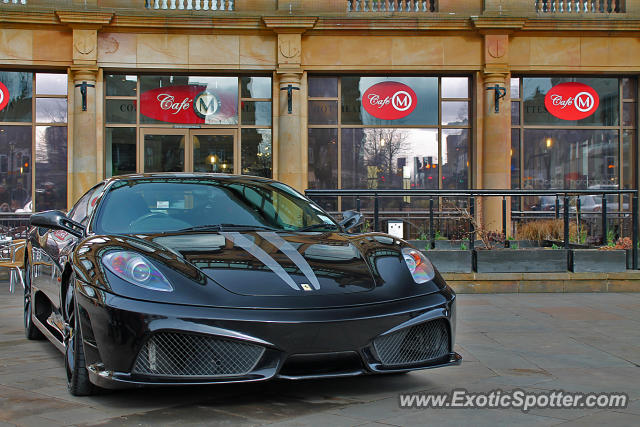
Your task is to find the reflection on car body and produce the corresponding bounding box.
[24,173,460,395]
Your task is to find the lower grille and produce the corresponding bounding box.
[133,332,265,378]
[373,319,449,367]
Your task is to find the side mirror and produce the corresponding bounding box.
[30,210,84,238]
[339,210,364,233]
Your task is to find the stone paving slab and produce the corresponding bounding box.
[0,285,638,426]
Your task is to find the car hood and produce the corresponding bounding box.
[74,232,446,309]
[150,231,376,296]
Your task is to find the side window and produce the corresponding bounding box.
[69,184,105,225]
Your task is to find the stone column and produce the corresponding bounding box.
[70,66,99,202]
[278,72,305,192]
[482,70,511,233]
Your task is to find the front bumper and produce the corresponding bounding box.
[75,283,461,389]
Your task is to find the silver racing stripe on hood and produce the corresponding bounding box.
[257,231,321,290]
[219,232,300,291]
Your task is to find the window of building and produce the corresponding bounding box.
[307,76,471,210]
[511,76,636,211]
[104,74,273,178]
[0,71,68,212]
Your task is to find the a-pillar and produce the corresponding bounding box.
[482,71,511,233]
[69,66,99,204]
[278,72,305,192]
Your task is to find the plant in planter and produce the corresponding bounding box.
[448,209,569,272]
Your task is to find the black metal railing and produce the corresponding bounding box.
[0,213,31,241]
[305,188,639,269]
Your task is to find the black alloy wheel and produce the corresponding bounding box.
[64,275,97,396]
[24,257,44,340]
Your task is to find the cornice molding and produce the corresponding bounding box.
[313,17,470,31]
[0,10,59,25]
[1,8,639,34]
[262,16,318,33]
[56,11,114,28]
[471,16,527,31]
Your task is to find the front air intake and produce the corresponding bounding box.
[133,332,265,378]
[373,318,450,367]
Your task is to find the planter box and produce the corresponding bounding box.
[407,240,429,250]
[626,249,638,270]
[422,249,472,273]
[474,249,568,273]
[571,249,627,273]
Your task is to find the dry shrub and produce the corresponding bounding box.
[516,219,579,242]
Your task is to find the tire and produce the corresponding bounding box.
[64,276,97,396]
[24,257,45,340]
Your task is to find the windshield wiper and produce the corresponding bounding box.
[295,223,339,232]
[178,224,278,232]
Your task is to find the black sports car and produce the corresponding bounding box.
[25,173,461,395]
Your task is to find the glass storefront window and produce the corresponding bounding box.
[441,129,469,189]
[106,99,137,124]
[240,77,271,99]
[341,76,438,126]
[309,77,338,98]
[441,101,469,126]
[523,129,618,190]
[510,78,520,99]
[105,74,272,178]
[513,76,636,207]
[36,74,68,96]
[241,129,272,178]
[139,76,239,125]
[441,77,469,98]
[0,71,67,212]
[308,76,471,198]
[308,128,338,190]
[0,71,33,123]
[523,77,619,126]
[106,74,137,97]
[106,128,136,178]
[35,126,67,211]
[308,100,338,125]
[241,101,271,126]
[36,98,68,123]
[0,126,31,212]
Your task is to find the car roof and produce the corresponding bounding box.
[103,173,276,186]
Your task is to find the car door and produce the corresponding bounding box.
[34,185,103,312]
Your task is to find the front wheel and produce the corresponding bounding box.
[24,257,44,340]
[64,277,98,396]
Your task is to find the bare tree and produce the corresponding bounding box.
[363,128,408,187]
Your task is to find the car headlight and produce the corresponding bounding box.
[402,248,435,284]
[102,250,173,292]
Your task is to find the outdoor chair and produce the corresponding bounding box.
[0,239,26,293]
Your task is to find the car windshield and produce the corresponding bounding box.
[93,178,338,234]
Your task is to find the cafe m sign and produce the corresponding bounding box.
[0,82,9,112]
[544,82,599,121]
[362,81,417,120]
[140,85,237,124]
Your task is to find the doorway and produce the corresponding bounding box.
[139,128,237,173]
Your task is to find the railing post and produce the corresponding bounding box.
[356,196,361,213]
[555,196,560,219]
[502,196,508,247]
[429,197,435,249]
[374,193,379,232]
[633,194,638,269]
[469,196,475,251]
[602,193,608,245]
[564,194,570,249]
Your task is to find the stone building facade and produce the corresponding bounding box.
[0,0,637,232]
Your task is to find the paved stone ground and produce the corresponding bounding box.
[0,285,638,427]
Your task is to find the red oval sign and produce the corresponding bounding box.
[140,85,237,124]
[544,82,599,121]
[362,81,417,120]
[0,82,9,112]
